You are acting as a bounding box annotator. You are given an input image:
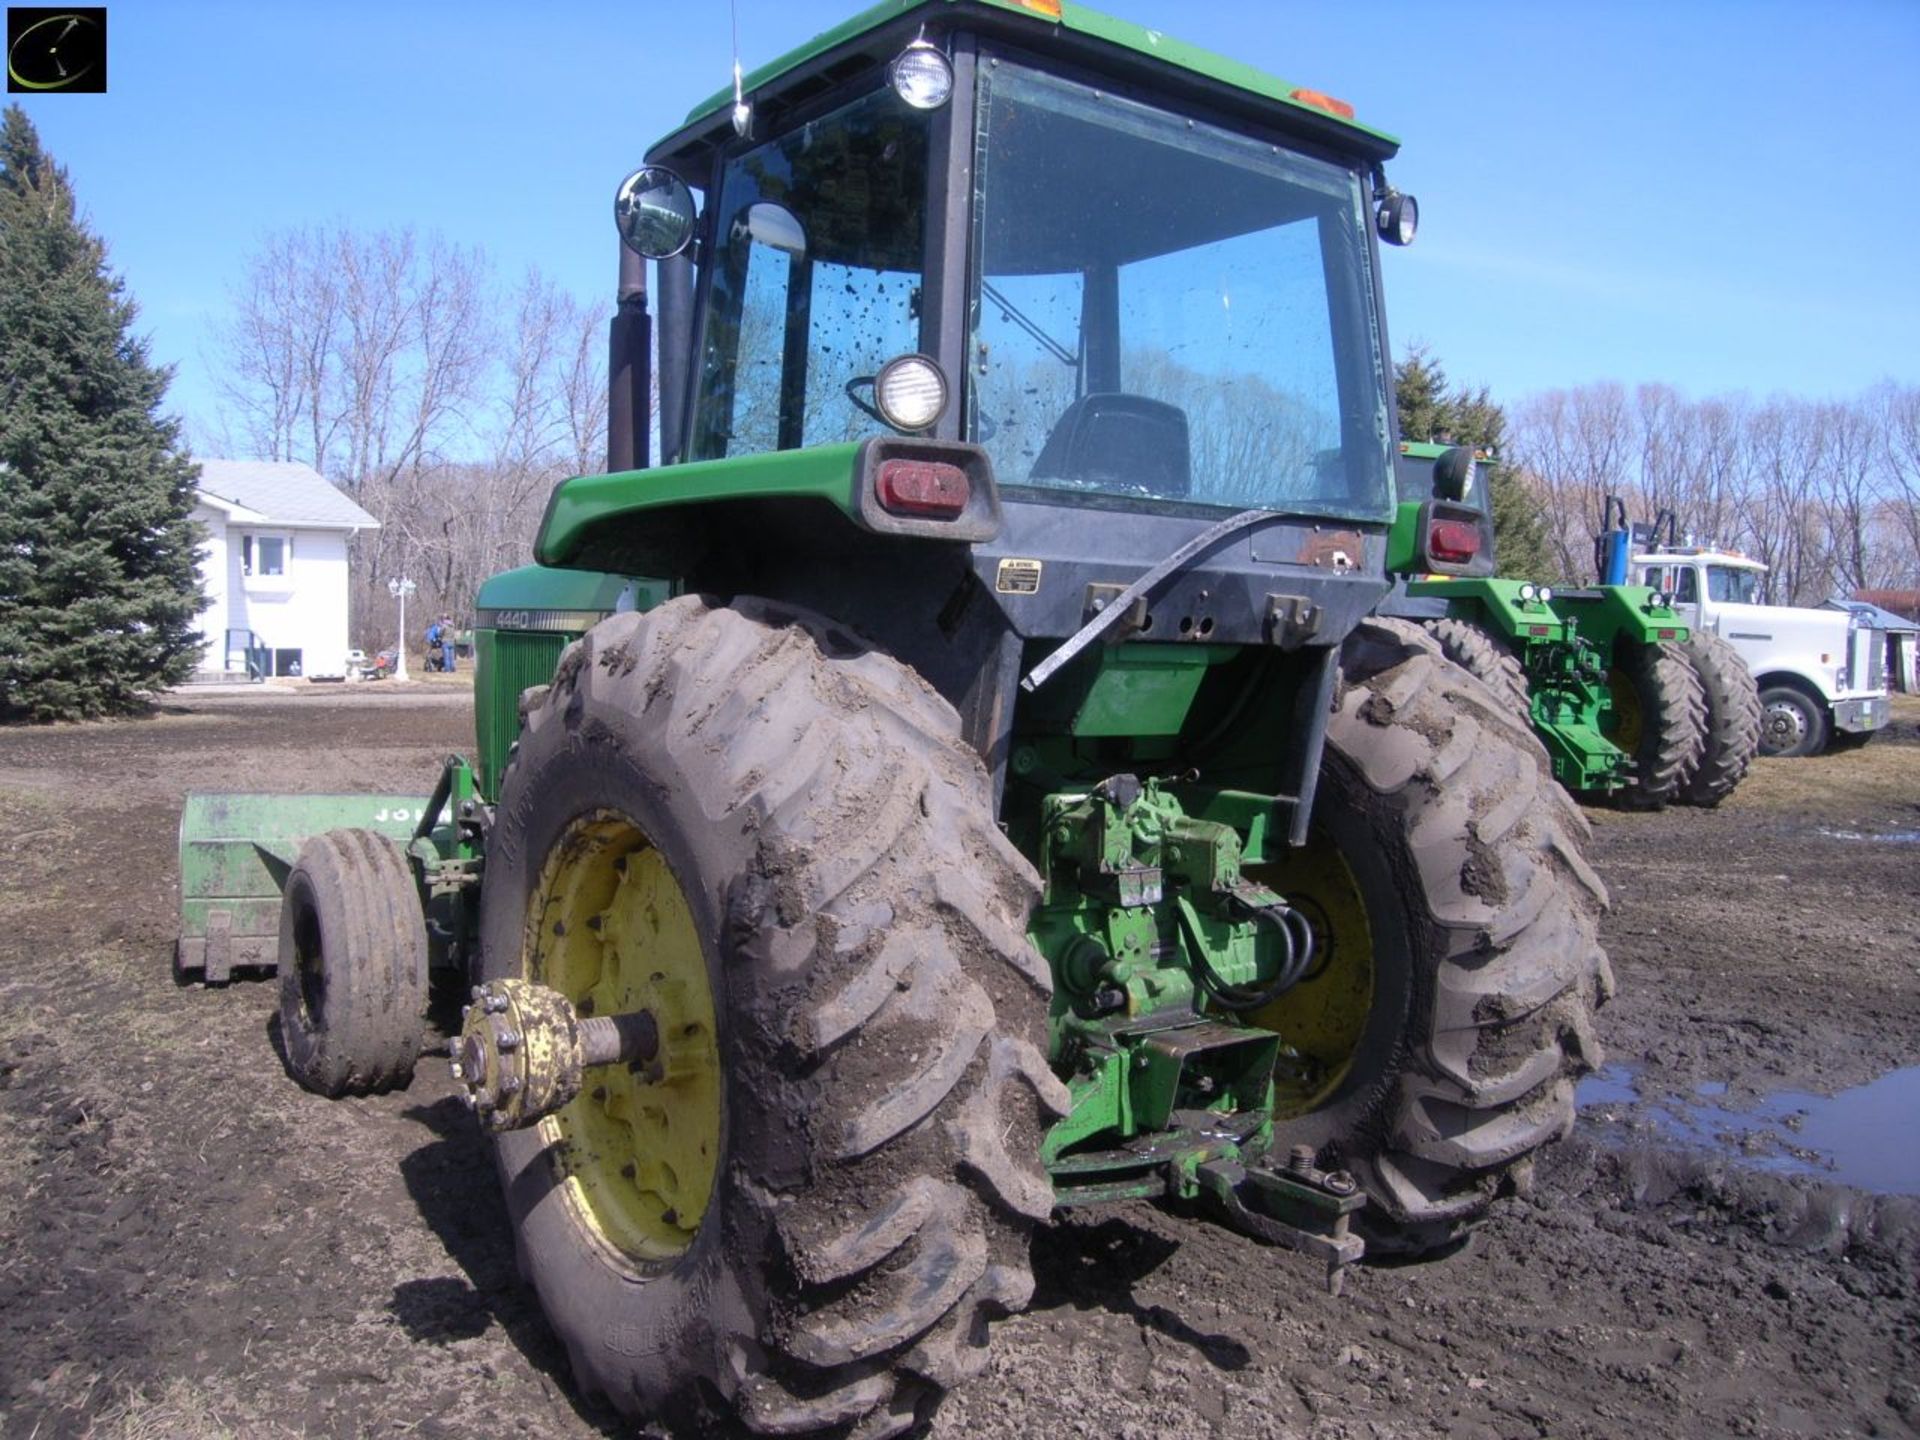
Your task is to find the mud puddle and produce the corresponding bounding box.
[1816,826,1920,844]
[1577,1062,1920,1195]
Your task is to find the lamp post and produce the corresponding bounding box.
[388,576,416,682]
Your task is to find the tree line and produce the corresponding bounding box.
[208,226,610,648]
[1507,381,1920,601]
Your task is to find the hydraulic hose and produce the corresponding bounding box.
[1176,894,1316,1013]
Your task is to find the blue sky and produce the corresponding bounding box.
[13,0,1919,450]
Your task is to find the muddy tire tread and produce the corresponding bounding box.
[276,828,428,1097]
[486,597,1065,1437]
[1609,640,1707,810]
[1424,617,1533,722]
[1678,630,1762,806]
[1326,618,1610,1250]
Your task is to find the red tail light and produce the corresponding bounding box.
[1428,519,1481,565]
[877,459,970,518]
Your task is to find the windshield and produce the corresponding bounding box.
[688,86,930,460]
[969,61,1392,520]
[1707,565,1761,603]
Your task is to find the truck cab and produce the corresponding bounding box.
[1632,545,1889,755]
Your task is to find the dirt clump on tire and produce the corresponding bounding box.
[277,827,429,1097]
[479,596,1066,1438]
[1677,630,1762,806]
[1295,618,1611,1253]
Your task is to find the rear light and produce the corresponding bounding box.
[1290,87,1356,120]
[1013,0,1062,15]
[1657,628,1678,640]
[1427,519,1481,565]
[877,459,970,519]
[1528,625,1551,637]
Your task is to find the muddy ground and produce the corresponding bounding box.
[0,683,1915,1439]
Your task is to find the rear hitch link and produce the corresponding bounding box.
[1197,1146,1366,1295]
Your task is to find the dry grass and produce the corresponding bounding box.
[85,1377,306,1440]
[1728,695,1920,814]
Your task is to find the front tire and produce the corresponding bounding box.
[277,828,429,1097]
[1757,683,1830,757]
[478,597,1064,1438]
[1257,619,1611,1252]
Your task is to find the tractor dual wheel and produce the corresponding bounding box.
[1255,618,1611,1253]
[277,828,430,1097]
[1604,640,1707,809]
[478,597,1064,1439]
[1677,631,1762,805]
[1757,682,1831,758]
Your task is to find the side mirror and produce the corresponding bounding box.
[615,166,698,259]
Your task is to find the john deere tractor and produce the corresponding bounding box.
[177,5,1609,1433]
[1388,446,1758,809]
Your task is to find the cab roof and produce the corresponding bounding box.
[655,0,1398,177]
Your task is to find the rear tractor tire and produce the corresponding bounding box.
[478,597,1064,1438]
[1677,631,1762,805]
[277,828,430,1097]
[1603,640,1706,809]
[1253,618,1611,1253]
[1423,617,1532,723]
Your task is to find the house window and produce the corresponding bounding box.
[242,534,291,578]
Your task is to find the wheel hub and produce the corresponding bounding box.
[1763,699,1806,749]
[453,979,658,1132]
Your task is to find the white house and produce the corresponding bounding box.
[190,460,378,680]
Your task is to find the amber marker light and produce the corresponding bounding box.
[1289,87,1356,120]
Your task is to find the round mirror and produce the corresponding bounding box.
[614,166,697,259]
[1433,445,1475,502]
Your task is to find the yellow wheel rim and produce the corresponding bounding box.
[525,811,721,1265]
[1607,667,1642,751]
[1243,838,1375,1119]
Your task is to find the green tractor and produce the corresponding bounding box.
[1389,445,1758,809]
[177,5,1609,1433]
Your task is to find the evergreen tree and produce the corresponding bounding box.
[1395,344,1556,581]
[0,105,203,722]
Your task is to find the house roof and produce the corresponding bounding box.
[195,460,379,531]
[1824,596,1920,633]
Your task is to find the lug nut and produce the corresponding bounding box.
[496,1030,521,1053]
[1288,1144,1316,1175]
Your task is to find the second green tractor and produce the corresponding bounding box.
[1392,443,1761,809]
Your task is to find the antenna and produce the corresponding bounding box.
[730,0,752,137]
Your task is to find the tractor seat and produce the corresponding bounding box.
[1030,393,1192,499]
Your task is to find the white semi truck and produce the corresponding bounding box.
[1632,545,1889,756]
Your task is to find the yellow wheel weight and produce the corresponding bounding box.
[525,812,721,1265]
